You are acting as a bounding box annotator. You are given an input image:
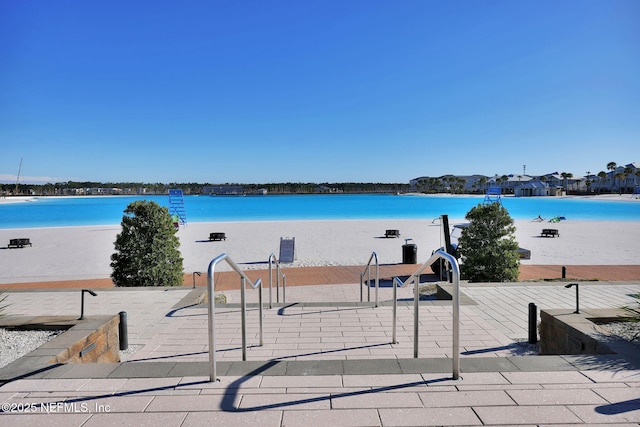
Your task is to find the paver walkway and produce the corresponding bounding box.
[0,266,639,425]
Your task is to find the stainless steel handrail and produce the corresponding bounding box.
[359,252,379,307]
[207,253,263,382]
[392,277,404,344]
[268,252,287,308]
[393,249,460,379]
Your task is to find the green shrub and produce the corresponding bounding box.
[457,203,520,282]
[111,200,184,287]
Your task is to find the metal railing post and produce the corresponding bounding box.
[451,256,460,380]
[259,278,264,346]
[282,274,286,304]
[268,254,274,308]
[392,277,403,344]
[207,253,264,382]
[359,252,379,306]
[375,261,379,308]
[241,276,247,361]
[276,263,281,303]
[393,249,460,380]
[268,253,287,307]
[207,258,218,382]
[413,272,419,358]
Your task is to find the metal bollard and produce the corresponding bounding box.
[562,266,566,279]
[119,311,128,350]
[528,303,537,344]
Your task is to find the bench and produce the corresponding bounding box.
[385,229,400,238]
[8,238,32,248]
[209,232,226,241]
[540,229,559,238]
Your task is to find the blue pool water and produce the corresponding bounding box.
[1,194,639,229]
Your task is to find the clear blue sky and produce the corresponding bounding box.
[1,0,638,184]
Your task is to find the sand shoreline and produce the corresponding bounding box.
[1,217,639,284]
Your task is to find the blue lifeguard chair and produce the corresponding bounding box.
[168,189,187,227]
[483,186,502,205]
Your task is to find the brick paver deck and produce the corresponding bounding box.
[1,264,639,290]
[1,264,639,426]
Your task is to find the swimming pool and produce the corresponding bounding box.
[1,194,638,229]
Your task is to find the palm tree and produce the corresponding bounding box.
[560,172,568,192]
[495,176,503,191]
[500,175,508,193]
[457,177,467,193]
[614,172,625,194]
[623,166,634,193]
[607,162,617,193]
[597,171,607,194]
[478,176,488,194]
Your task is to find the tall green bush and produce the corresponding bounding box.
[111,200,184,287]
[457,202,520,282]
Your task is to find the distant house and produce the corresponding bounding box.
[514,181,561,197]
[606,162,640,193]
[487,174,534,194]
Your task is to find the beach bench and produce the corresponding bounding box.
[209,232,226,241]
[8,238,32,248]
[540,229,559,238]
[385,229,400,238]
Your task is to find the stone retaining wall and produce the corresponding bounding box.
[0,315,120,382]
[539,308,633,356]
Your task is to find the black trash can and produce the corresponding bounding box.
[402,239,417,264]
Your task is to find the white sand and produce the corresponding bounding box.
[1,217,639,284]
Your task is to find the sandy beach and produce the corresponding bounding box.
[1,216,639,284]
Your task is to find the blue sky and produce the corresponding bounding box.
[1,0,638,184]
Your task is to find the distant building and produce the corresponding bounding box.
[82,187,123,195]
[411,161,638,195]
[514,181,561,197]
[203,185,244,195]
[595,162,640,193]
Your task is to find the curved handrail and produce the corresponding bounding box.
[268,253,287,308]
[359,252,379,307]
[207,253,263,382]
[393,249,460,380]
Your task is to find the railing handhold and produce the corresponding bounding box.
[268,253,287,307]
[207,253,263,382]
[360,252,379,307]
[393,249,460,380]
